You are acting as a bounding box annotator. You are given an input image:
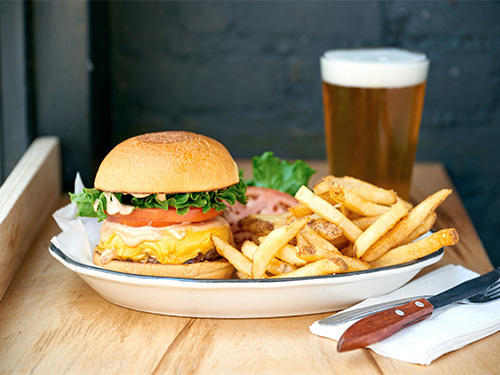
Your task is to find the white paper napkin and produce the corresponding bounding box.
[310,264,500,365]
[51,173,101,265]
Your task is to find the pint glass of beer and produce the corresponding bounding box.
[320,48,429,199]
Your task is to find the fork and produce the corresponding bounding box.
[319,279,500,327]
[466,280,500,303]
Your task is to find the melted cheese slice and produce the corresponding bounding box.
[96,216,232,264]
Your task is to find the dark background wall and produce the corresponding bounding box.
[1,1,499,266]
[106,1,500,266]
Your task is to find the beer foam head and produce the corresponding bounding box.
[321,48,429,88]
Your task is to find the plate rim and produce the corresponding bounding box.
[48,242,444,288]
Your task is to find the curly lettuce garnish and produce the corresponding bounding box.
[69,172,247,221]
[246,152,316,196]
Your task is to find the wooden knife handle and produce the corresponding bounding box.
[337,298,434,352]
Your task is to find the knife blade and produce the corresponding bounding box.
[337,266,500,352]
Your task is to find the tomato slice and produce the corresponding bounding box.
[222,186,298,228]
[106,207,221,227]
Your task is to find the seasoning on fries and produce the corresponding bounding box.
[212,174,458,279]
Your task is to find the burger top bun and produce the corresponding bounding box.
[94,131,240,194]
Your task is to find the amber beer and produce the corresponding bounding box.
[321,48,429,199]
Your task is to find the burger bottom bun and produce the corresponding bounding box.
[93,249,235,279]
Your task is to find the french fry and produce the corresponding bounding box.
[313,175,339,195]
[295,186,362,242]
[235,269,269,279]
[241,241,296,276]
[307,219,342,241]
[338,204,352,218]
[299,226,341,255]
[316,175,402,206]
[296,231,308,246]
[370,228,459,268]
[336,176,384,189]
[270,258,348,279]
[267,263,296,276]
[337,256,370,272]
[317,193,338,206]
[276,244,308,267]
[340,244,357,258]
[251,217,309,279]
[328,183,390,216]
[399,212,437,246]
[350,187,397,205]
[352,215,382,230]
[315,177,355,208]
[255,234,299,248]
[241,240,258,256]
[235,270,250,279]
[323,175,389,191]
[354,202,408,258]
[361,189,452,262]
[288,203,314,218]
[296,245,346,265]
[397,196,414,211]
[212,235,253,278]
[299,227,369,271]
[296,245,335,262]
[330,235,349,249]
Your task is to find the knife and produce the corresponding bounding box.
[318,295,433,327]
[337,267,500,352]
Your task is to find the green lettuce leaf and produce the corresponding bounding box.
[69,188,109,221]
[69,172,247,221]
[246,152,316,196]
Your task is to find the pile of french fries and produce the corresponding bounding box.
[212,175,459,279]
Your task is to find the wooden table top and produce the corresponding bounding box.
[0,161,496,374]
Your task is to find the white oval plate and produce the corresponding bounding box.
[49,243,443,318]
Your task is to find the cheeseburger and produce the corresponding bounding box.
[70,131,247,278]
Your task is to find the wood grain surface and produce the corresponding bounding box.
[0,161,496,375]
[0,137,61,300]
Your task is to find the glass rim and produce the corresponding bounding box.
[322,47,429,64]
